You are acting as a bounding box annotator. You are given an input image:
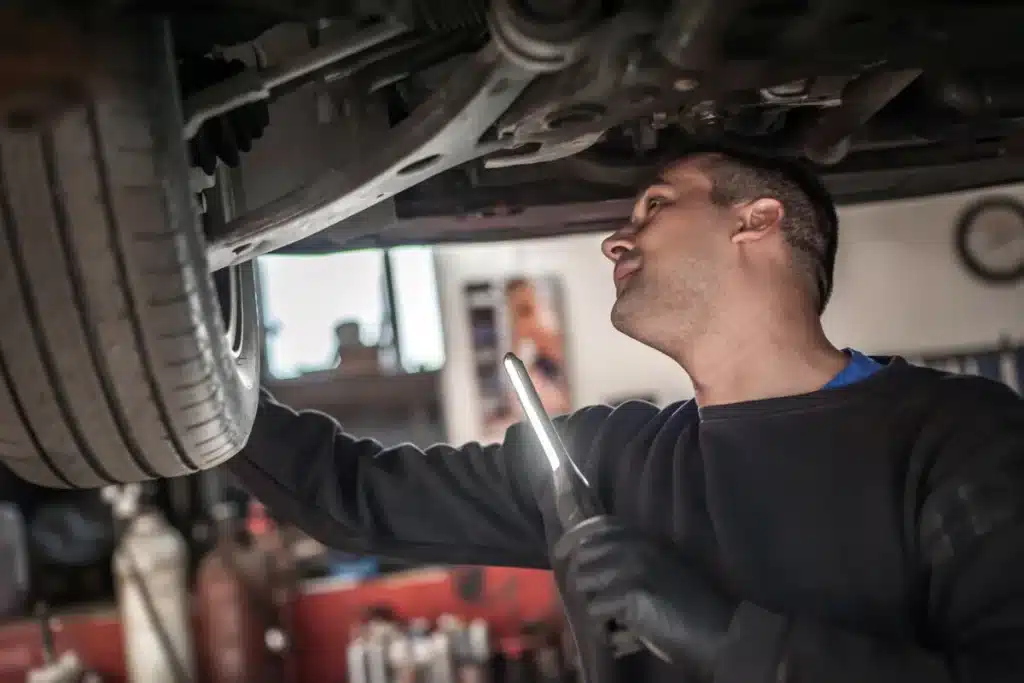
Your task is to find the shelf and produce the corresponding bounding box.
[266,369,441,417]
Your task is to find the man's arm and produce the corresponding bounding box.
[715,381,1024,683]
[712,378,1024,682]
[227,390,626,568]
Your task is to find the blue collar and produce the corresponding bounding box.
[822,349,883,390]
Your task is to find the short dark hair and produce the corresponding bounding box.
[676,145,839,313]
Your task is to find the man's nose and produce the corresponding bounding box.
[601,228,634,263]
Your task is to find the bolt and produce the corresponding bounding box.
[265,628,289,653]
[766,79,807,97]
[673,77,699,92]
[693,101,719,125]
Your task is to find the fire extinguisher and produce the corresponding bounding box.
[196,502,273,683]
[246,500,299,683]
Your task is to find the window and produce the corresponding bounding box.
[258,246,445,380]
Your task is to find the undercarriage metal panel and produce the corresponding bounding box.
[206,45,535,271]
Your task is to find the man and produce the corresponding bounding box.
[229,147,1024,682]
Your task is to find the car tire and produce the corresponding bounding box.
[0,17,260,489]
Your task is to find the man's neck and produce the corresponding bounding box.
[674,313,848,408]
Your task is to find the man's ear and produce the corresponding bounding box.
[731,198,784,244]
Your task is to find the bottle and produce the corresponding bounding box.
[408,618,434,683]
[347,624,371,683]
[525,623,563,683]
[461,619,491,683]
[0,502,28,619]
[110,485,196,683]
[386,623,414,683]
[196,502,268,683]
[428,618,456,683]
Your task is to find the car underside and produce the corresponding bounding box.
[2,0,1024,488]
[6,1,1024,257]
[161,0,1024,261]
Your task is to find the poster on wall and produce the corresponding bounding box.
[464,276,572,442]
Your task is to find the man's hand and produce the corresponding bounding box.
[553,516,738,680]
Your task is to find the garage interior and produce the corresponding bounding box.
[1,10,1024,683]
[1,177,1022,683]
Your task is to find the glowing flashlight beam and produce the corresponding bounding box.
[502,353,568,474]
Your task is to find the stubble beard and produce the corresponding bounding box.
[610,286,642,335]
[610,270,714,355]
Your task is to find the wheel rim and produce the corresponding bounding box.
[225,264,243,358]
[203,163,261,393]
[215,261,260,391]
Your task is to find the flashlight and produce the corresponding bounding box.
[502,353,602,527]
[502,353,670,668]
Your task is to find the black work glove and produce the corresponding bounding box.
[553,516,737,680]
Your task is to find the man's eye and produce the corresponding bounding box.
[647,196,665,212]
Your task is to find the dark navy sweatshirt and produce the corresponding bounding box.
[229,357,1024,683]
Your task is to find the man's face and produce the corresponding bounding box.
[601,156,737,344]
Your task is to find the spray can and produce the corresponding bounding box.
[410,617,435,680]
[387,623,415,683]
[358,608,400,683]
[430,615,465,683]
[347,624,371,683]
[459,619,490,683]
[110,485,196,683]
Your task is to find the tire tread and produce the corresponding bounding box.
[0,19,255,488]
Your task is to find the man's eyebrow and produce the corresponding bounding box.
[634,175,673,201]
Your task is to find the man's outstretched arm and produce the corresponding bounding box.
[227,390,630,568]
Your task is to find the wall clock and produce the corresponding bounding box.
[955,196,1024,284]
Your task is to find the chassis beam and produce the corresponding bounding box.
[204,43,536,271]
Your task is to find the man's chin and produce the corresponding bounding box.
[610,297,640,337]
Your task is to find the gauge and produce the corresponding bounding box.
[955,197,1024,284]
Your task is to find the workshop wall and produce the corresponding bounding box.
[437,184,1024,444]
[822,188,1024,354]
